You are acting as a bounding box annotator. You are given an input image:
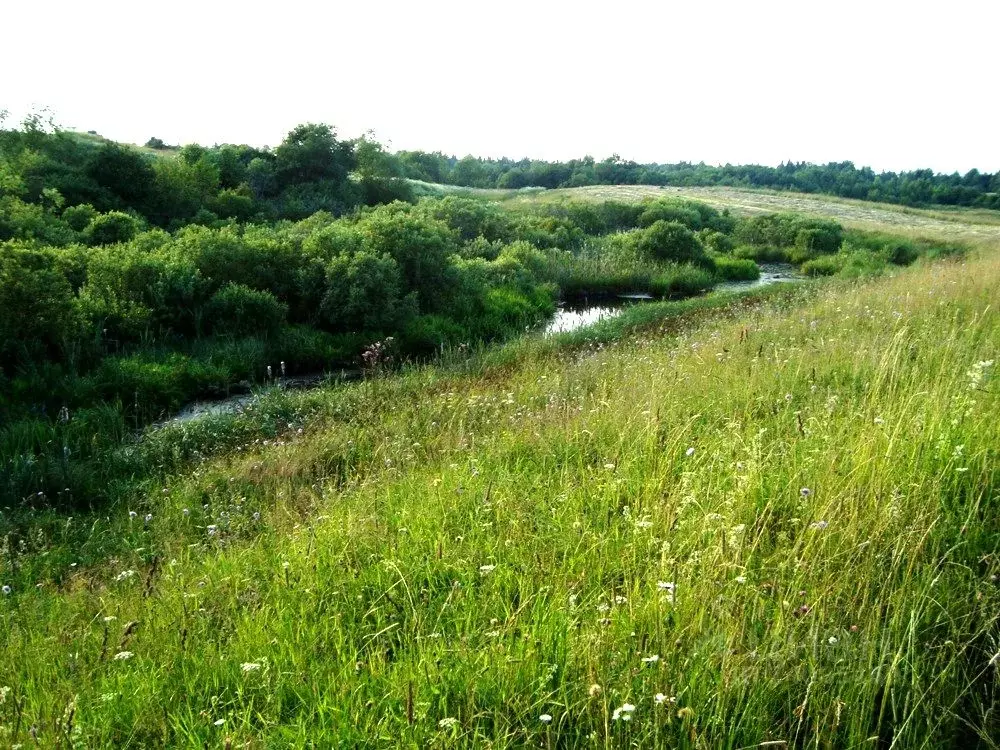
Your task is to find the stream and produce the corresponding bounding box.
[163,264,800,425]
[542,263,800,336]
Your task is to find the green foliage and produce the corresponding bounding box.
[274,123,355,188]
[0,245,79,364]
[85,142,156,209]
[320,251,415,333]
[83,210,142,245]
[734,213,843,253]
[62,202,97,231]
[712,255,760,281]
[638,200,703,229]
[633,220,708,265]
[207,283,287,337]
[357,205,458,311]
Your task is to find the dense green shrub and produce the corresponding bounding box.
[713,256,760,281]
[62,203,97,231]
[799,255,844,276]
[0,246,80,363]
[207,283,287,336]
[320,251,415,333]
[84,211,141,245]
[633,220,708,265]
[638,201,703,230]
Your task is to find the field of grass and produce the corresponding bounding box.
[2,221,997,746]
[415,181,1000,244]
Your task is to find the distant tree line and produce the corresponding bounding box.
[397,152,1000,209]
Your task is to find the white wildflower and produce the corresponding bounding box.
[641,654,660,663]
[735,575,747,584]
[114,570,136,582]
[438,717,459,729]
[112,651,133,661]
[810,520,830,530]
[479,564,496,575]
[540,713,552,723]
[241,662,262,673]
[213,719,225,726]
[828,636,838,645]
[612,703,636,721]
[685,447,695,457]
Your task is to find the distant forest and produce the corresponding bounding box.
[396,152,1000,209]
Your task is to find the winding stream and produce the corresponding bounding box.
[164,264,800,425]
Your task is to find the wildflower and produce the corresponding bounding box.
[810,520,829,530]
[634,519,653,529]
[540,713,553,723]
[267,365,272,379]
[438,717,459,729]
[241,662,262,672]
[182,508,190,517]
[252,512,261,522]
[128,511,137,520]
[144,513,152,525]
[800,487,811,497]
[280,361,286,376]
[614,595,627,604]
[874,416,885,425]
[657,581,675,592]
[604,463,616,470]
[828,636,838,645]
[588,684,603,698]
[103,615,116,623]
[207,525,218,536]
[114,570,136,582]
[479,564,496,575]
[735,575,747,584]
[112,651,133,661]
[1,585,10,596]
[641,654,660,663]
[612,703,636,721]
[213,719,225,726]
[685,447,695,457]
[654,693,673,704]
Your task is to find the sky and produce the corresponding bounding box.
[4,0,999,174]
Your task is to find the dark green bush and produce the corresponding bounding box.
[84,211,141,245]
[713,256,760,281]
[62,203,98,231]
[634,220,708,266]
[207,283,288,337]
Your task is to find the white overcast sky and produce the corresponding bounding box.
[4,0,998,174]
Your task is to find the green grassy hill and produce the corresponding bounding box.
[2,228,997,746]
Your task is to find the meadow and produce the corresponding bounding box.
[1,230,997,746]
[2,120,998,747]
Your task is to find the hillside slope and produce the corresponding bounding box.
[2,243,997,746]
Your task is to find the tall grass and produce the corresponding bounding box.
[0,251,997,747]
